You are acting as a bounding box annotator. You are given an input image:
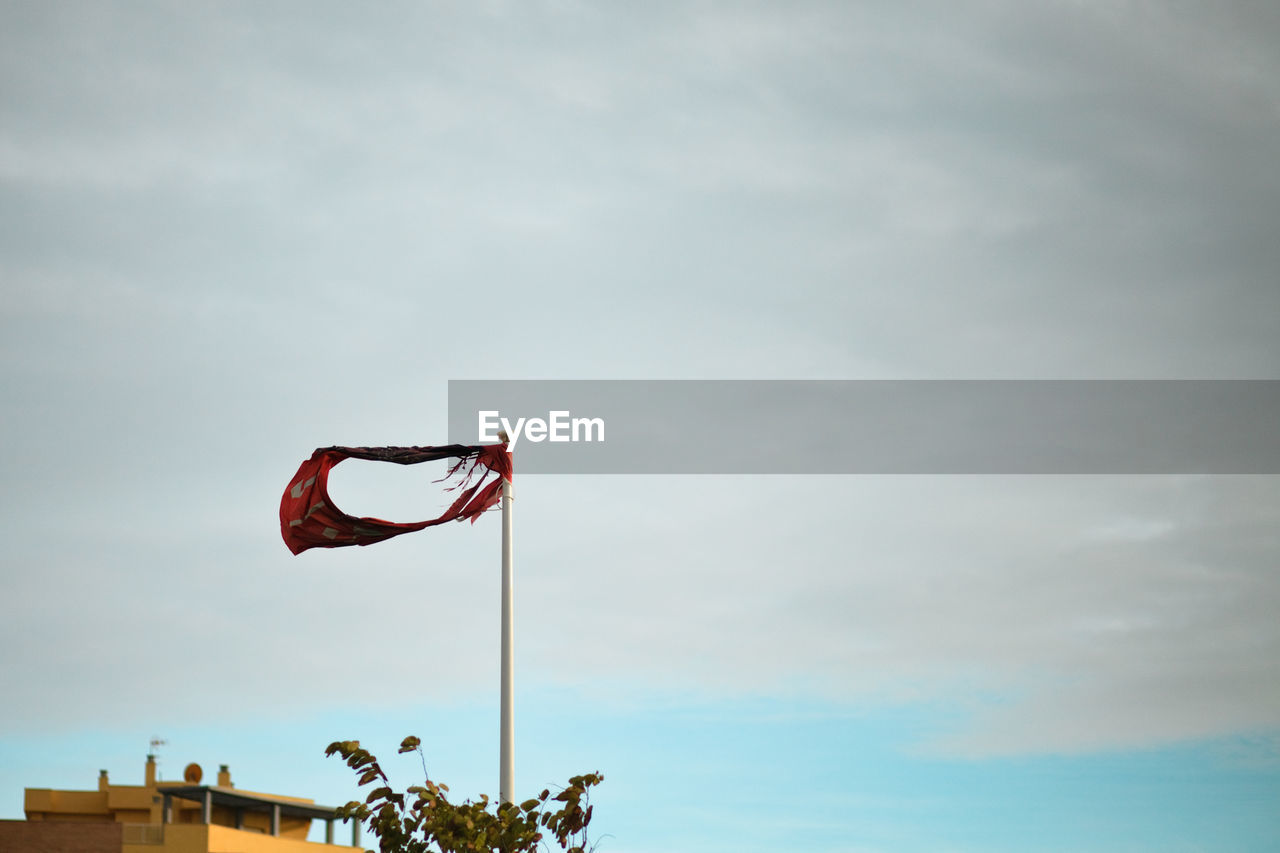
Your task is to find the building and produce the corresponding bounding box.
[0,755,359,853]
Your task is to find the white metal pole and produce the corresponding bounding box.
[499,476,514,804]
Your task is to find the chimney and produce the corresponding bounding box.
[98,770,109,792]
[145,755,157,787]
[217,765,232,788]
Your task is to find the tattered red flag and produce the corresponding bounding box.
[279,444,512,555]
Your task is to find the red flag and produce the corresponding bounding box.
[280,444,512,555]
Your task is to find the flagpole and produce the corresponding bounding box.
[499,474,514,804]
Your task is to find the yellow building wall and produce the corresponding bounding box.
[27,783,204,824]
[122,824,351,853]
[107,784,164,823]
[207,824,351,853]
[22,761,351,852]
[25,788,110,819]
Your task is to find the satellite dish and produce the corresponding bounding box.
[184,763,203,784]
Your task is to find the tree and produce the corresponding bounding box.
[326,737,602,853]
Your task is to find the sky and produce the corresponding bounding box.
[2,1,1278,851]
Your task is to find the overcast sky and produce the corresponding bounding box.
[2,2,1278,852]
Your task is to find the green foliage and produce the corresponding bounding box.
[325,737,602,853]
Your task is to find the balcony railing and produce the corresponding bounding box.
[122,824,164,845]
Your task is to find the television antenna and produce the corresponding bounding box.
[149,736,168,778]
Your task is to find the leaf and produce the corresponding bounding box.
[327,734,604,853]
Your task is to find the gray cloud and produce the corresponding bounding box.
[1,0,1277,759]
